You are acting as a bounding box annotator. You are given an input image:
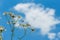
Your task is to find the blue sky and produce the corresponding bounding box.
[0,0,60,40]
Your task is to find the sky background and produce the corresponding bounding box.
[0,0,60,40]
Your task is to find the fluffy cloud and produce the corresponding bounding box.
[14,3,60,35]
[57,32,60,38]
[48,33,56,40]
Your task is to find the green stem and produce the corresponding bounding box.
[5,13,15,40]
[5,13,12,28]
[18,28,27,40]
[0,33,2,40]
[11,26,15,40]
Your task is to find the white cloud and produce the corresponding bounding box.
[14,3,60,35]
[57,32,60,38]
[48,33,56,40]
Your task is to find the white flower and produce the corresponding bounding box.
[14,22,20,27]
[0,26,4,32]
[13,16,22,21]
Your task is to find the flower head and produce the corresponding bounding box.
[0,26,4,33]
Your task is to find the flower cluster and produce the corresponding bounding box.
[4,12,35,31]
